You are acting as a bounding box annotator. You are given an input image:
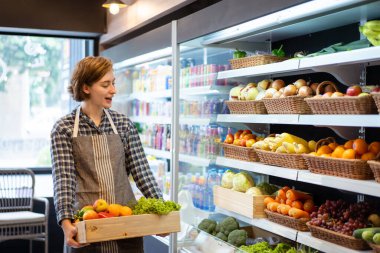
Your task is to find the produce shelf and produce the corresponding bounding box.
[296,231,372,253]
[215,156,299,180]
[215,207,298,241]
[297,170,380,198]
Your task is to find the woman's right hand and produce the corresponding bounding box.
[61,219,89,248]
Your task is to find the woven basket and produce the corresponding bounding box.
[264,209,309,231]
[307,223,370,250]
[229,55,287,70]
[369,242,380,253]
[262,96,312,114]
[221,143,258,162]
[372,92,380,114]
[255,149,307,169]
[305,81,377,114]
[368,160,380,183]
[302,154,373,180]
[225,100,267,114]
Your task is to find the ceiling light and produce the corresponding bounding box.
[102,0,127,15]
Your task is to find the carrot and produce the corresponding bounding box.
[288,207,310,219]
[282,186,291,193]
[268,202,280,212]
[277,189,287,200]
[303,199,314,213]
[291,200,304,210]
[264,196,275,206]
[286,189,312,201]
[285,198,293,206]
[280,204,291,215]
[277,204,285,214]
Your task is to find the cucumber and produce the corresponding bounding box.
[353,227,380,239]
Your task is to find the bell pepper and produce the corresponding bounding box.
[272,45,285,57]
[98,212,115,218]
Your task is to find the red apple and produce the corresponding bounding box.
[346,85,362,96]
[234,130,243,140]
[224,133,234,144]
[371,86,380,93]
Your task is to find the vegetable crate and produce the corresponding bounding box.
[76,211,180,243]
[213,186,267,218]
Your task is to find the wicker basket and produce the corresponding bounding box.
[368,160,380,183]
[305,81,377,114]
[372,92,380,114]
[221,143,258,162]
[225,100,267,114]
[307,223,370,250]
[255,149,307,169]
[369,242,380,253]
[262,96,312,114]
[229,55,287,70]
[302,154,373,180]
[264,209,309,231]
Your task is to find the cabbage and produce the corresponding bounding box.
[245,187,262,195]
[232,172,255,192]
[221,170,235,189]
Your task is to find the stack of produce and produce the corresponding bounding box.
[264,186,315,220]
[74,197,180,221]
[223,129,263,148]
[253,132,313,154]
[198,216,247,247]
[240,241,311,253]
[221,170,256,193]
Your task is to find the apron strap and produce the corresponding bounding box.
[104,109,118,134]
[73,107,118,137]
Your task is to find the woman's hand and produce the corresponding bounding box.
[61,219,89,248]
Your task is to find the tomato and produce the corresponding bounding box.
[98,212,115,218]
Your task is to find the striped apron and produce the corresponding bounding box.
[66,107,143,253]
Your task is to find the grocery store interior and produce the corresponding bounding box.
[1,0,380,253]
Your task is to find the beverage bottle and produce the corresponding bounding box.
[166,125,171,151]
[205,168,220,211]
[161,124,167,151]
[197,175,205,210]
[192,173,200,208]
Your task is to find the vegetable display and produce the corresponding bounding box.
[233,49,247,59]
[131,197,181,215]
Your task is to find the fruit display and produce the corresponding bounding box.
[359,20,380,46]
[263,79,317,99]
[75,197,180,221]
[253,133,311,154]
[308,199,375,236]
[223,128,263,148]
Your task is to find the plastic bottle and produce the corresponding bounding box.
[205,168,221,211]
[196,175,205,210]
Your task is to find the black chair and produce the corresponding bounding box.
[0,168,49,253]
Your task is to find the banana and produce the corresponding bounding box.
[361,27,380,39]
[367,36,380,46]
[275,146,287,153]
[363,20,380,32]
[293,142,310,154]
[282,142,296,154]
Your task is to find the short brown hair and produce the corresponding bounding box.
[68,56,113,101]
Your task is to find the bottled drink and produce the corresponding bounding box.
[205,168,221,211]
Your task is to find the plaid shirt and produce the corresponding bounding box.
[50,107,162,224]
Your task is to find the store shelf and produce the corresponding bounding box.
[215,207,298,241]
[181,85,230,97]
[144,147,171,160]
[296,232,372,253]
[297,170,380,198]
[217,114,299,125]
[129,89,172,100]
[217,114,380,127]
[130,116,172,125]
[217,59,300,79]
[215,156,299,180]
[179,154,212,167]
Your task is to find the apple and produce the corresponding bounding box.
[83,210,99,220]
[239,83,256,100]
[239,139,247,147]
[346,85,362,96]
[224,133,234,144]
[271,79,285,91]
[322,92,333,98]
[244,87,259,100]
[293,79,307,89]
[246,139,256,148]
[93,199,109,212]
[229,85,245,100]
[371,86,380,93]
[331,91,344,98]
[257,79,271,90]
[358,92,369,97]
[232,139,240,146]
[242,134,255,140]
[234,130,243,140]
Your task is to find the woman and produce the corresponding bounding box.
[51,56,163,253]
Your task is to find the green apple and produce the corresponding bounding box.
[358,92,369,96]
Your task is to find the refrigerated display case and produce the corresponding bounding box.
[174,1,380,253]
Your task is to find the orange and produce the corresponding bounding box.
[120,206,133,216]
[361,152,376,161]
[107,203,122,217]
[368,141,380,156]
[317,145,332,156]
[343,140,354,149]
[331,146,345,158]
[352,138,368,155]
[342,148,356,159]
[320,153,331,158]
[328,142,339,150]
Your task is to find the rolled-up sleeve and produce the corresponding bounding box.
[50,124,76,224]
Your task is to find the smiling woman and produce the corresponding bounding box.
[0,34,94,169]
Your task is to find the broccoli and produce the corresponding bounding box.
[219,216,239,236]
[227,229,247,247]
[215,232,228,242]
[198,218,217,234]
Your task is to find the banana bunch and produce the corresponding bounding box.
[253,133,313,154]
[359,20,380,46]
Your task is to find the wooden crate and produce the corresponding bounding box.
[213,185,267,218]
[76,211,180,243]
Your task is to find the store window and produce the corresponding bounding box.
[0,34,93,170]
